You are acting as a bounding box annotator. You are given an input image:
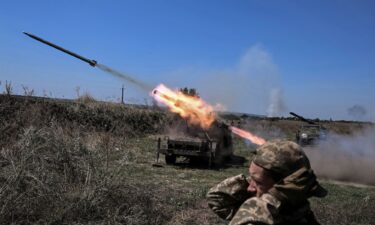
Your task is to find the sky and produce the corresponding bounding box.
[1,0,375,121]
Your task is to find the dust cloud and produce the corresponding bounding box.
[305,126,375,186]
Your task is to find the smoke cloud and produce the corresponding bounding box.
[194,44,287,116]
[347,104,367,119]
[305,126,375,186]
[267,88,287,117]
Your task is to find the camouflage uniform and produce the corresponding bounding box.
[207,140,327,225]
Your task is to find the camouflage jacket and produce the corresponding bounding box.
[207,174,320,225]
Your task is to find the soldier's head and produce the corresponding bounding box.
[247,140,312,197]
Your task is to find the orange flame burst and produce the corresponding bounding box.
[151,84,216,129]
[230,126,266,146]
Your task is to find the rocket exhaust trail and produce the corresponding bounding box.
[23,31,153,92]
[96,63,152,92]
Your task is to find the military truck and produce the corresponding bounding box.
[290,112,328,146]
[155,120,233,168]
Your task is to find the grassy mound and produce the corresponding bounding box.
[1,94,374,224]
[0,125,174,224]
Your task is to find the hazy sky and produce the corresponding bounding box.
[1,0,374,121]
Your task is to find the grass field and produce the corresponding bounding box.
[0,94,374,224]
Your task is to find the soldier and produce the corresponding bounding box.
[207,140,327,225]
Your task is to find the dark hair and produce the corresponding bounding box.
[263,167,284,183]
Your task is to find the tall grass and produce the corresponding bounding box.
[0,124,174,224]
[0,94,374,225]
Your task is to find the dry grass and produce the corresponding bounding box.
[0,124,175,225]
[76,92,97,105]
[0,94,173,224]
[0,94,374,225]
[167,201,226,225]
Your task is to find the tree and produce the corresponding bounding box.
[180,87,199,98]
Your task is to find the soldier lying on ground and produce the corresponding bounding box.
[207,140,327,225]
